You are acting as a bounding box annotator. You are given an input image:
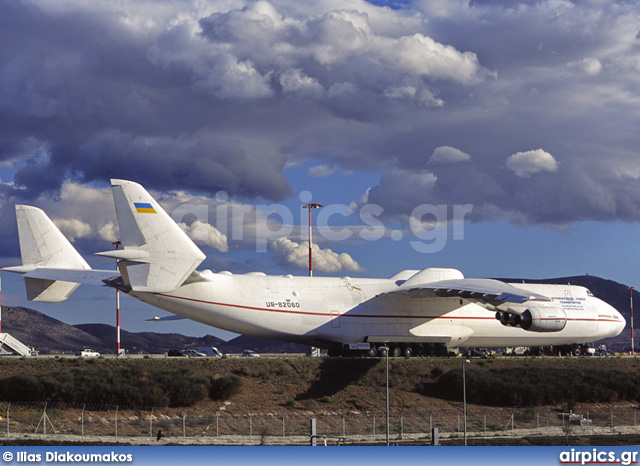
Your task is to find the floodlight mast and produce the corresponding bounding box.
[113,240,122,356]
[302,203,323,277]
[630,286,635,356]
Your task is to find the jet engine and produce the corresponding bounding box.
[496,306,566,332]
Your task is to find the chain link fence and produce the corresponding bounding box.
[2,401,640,445]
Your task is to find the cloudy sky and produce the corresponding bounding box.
[1,0,640,339]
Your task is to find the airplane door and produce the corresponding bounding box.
[330,311,341,328]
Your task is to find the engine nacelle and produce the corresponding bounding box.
[496,306,566,332]
[520,306,566,332]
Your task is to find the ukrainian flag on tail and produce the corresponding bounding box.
[134,202,156,214]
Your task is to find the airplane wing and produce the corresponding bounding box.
[385,278,551,309]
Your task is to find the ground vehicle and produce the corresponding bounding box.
[167,349,186,357]
[197,346,224,357]
[577,343,596,356]
[504,346,531,356]
[241,350,260,357]
[182,349,207,357]
[79,349,100,358]
[466,347,495,358]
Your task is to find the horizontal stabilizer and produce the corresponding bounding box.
[12,267,119,286]
[145,315,186,322]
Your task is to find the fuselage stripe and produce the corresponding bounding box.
[156,293,617,323]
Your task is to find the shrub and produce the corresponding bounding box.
[0,366,209,407]
[209,374,243,400]
[420,367,640,407]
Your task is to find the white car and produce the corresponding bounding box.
[80,349,100,358]
[241,350,260,358]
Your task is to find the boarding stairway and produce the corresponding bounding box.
[0,333,32,356]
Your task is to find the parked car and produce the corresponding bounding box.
[167,349,186,357]
[241,349,260,358]
[79,349,100,358]
[182,349,207,357]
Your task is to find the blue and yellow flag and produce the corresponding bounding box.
[134,202,156,214]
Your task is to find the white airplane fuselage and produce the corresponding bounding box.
[130,271,625,349]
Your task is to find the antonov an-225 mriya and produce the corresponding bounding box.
[3,180,625,357]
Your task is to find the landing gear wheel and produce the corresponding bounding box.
[391,346,402,358]
[368,346,378,357]
[572,347,581,356]
[403,346,413,358]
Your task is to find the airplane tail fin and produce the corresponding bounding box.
[96,179,205,293]
[9,205,90,302]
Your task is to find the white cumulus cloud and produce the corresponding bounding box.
[506,149,559,178]
[271,237,363,273]
[54,218,93,242]
[430,146,471,164]
[180,220,229,252]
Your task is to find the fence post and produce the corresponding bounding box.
[216,414,219,441]
[373,413,376,442]
[249,414,253,443]
[115,406,118,442]
[282,415,285,444]
[183,411,186,440]
[310,418,317,446]
[484,412,487,437]
[81,404,85,438]
[611,409,614,430]
[150,408,154,441]
[6,402,10,438]
[342,413,346,438]
[400,410,404,439]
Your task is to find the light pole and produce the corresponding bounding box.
[113,240,122,356]
[302,202,322,277]
[378,346,390,446]
[462,359,470,446]
[630,286,635,356]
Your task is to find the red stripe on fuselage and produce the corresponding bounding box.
[155,293,617,323]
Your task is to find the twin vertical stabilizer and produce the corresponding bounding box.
[11,205,91,302]
[96,179,205,293]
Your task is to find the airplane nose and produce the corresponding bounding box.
[611,307,626,337]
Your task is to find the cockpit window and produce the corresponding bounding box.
[586,289,594,296]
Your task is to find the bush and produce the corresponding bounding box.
[0,366,209,407]
[209,374,243,400]
[420,367,640,407]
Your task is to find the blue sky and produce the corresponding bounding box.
[1,0,640,339]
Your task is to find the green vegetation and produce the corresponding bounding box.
[0,366,223,407]
[421,367,640,406]
[208,374,243,400]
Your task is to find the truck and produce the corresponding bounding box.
[197,346,224,357]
